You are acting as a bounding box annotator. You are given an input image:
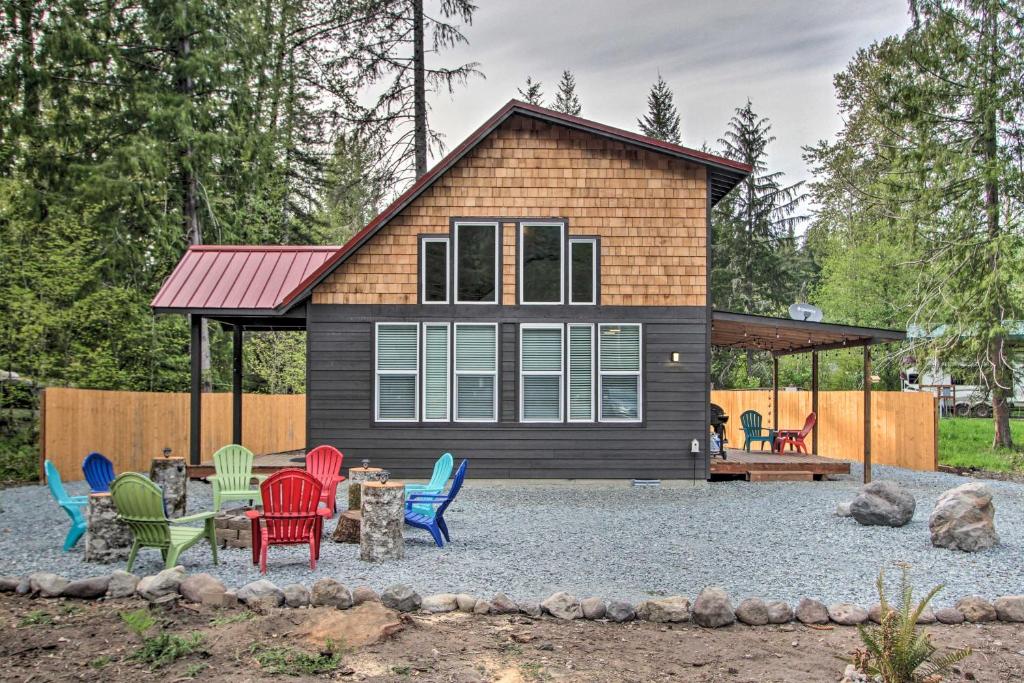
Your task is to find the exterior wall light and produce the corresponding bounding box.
[670,352,680,363]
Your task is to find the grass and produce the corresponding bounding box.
[19,610,53,627]
[938,418,1024,471]
[129,632,205,669]
[88,656,112,669]
[250,641,346,676]
[210,611,257,626]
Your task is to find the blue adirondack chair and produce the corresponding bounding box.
[404,452,454,515]
[404,459,468,548]
[740,410,776,452]
[82,451,116,493]
[45,460,89,551]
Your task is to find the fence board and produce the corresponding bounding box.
[711,390,937,471]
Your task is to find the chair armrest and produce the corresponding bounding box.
[244,510,261,520]
[404,483,429,491]
[172,511,217,524]
[316,509,332,518]
[68,495,90,506]
[332,475,346,484]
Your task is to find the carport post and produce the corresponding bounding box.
[863,345,872,484]
[189,314,202,466]
[772,355,779,430]
[232,324,243,446]
[811,351,819,455]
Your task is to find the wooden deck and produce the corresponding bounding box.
[710,448,850,481]
[187,451,306,479]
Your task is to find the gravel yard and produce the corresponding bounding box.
[2,464,1022,607]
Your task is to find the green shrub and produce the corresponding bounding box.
[250,640,345,676]
[130,632,205,669]
[119,608,156,637]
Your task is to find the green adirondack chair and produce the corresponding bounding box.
[209,444,267,511]
[110,472,218,571]
[740,410,776,452]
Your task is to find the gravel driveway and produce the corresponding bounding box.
[2,464,1021,606]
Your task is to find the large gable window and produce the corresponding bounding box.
[375,323,419,422]
[454,222,498,304]
[420,237,449,304]
[519,222,564,304]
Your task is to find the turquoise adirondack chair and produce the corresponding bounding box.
[405,453,454,515]
[209,444,266,511]
[45,460,89,551]
[740,410,776,452]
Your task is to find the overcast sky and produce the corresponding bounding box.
[426,0,911,194]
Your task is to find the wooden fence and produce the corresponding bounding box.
[711,390,938,471]
[41,388,305,481]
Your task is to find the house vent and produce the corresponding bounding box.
[631,479,661,487]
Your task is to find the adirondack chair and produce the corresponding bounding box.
[209,444,267,511]
[774,412,817,454]
[44,460,88,551]
[110,472,218,571]
[405,452,454,515]
[304,445,346,515]
[404,459,468,548]
[245,469,330,574]
[740,410,776,452]
[82,451,116,493]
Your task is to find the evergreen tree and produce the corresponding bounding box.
[637,74,681,143]
[551,70,581,115]
[517,76,544,105]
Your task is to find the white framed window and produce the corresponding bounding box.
[567,323,595,422]
[454,323,498,421]
[598,323,642,422]
[519,221,564,304]
[520,324,564,422]
[420,237,449,304]
[422,322,450,421]
[454,221,499,304]
[568,238,597,305]
[375,323,419,422]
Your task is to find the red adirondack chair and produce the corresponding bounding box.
[774,412,817,454]
[305,445,346,515]
[245,469,330,574]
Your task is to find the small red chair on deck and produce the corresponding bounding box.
[774,412,817,454]
[305,445,346,515]
[245,469,330,574]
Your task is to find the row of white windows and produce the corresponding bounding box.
[421,220,597,305]
[374,322,642,423]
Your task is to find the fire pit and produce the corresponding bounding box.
[214,506,258,549]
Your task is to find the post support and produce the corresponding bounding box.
[811,351,819,455]
[232,324,243,445]
[190,314,202,466]
[863,345,872,484]
[772,355,780,430]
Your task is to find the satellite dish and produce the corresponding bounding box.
[789,302,823,322]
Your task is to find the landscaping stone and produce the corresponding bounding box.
[930,483,998,552]
[352,585,379,605]
[918,608,937,624]
[766,601,793,624]
[541,592,583,620]
[311,579,353,609]
[205,591,239,609]
[421,594,458,613]
[491,592,519,614]
[455,594,477,612]
[62,576,111,599]
[735,597,769,626]
[136,566,186,601]
[835,502,852,517]
[0,576,19,592]
[517,601,542,618]
[106,570,139,599]
[956,596,996,622]
[29,572,69,598]
[692,587,735,628]
[993,595,1024,622]
[840,663,871,683]
[637,596,690,623]
[868,603,887,624]
[473,599,492,615]
[237,579,284,608]
[795,598,829,625]
[850,481,916,527]
[828,603,868,625]
[15,577,30,595]
[581,597,606,620]
[178,573,225,604]
[934,607,965,624]
[381,584,421,612]
[606,600,636,623]
[283,584,310,608]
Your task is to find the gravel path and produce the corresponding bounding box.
[2,464,1021,606]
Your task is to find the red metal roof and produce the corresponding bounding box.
[151,245,338,313]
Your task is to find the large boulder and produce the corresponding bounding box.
[283,584,310,608]
[0,576,21,592]
[237,580,284,608]
[766,601,793,624]
[491,593,519,614]
[850,481,916,527]
[178,573,225,604]
[106,570,140,599]
[541,592,582,620]
[795,598,829,625]
[929,483,998,552]
[455,594,477,612]
[421,594,458,613]
[934,607,964,625]
[62,576,111,600]
[605,600,635,623]
[580,597,606,620]
[311,579,353,609]
[637,596,691,623]
[994,596,1024,622]
[381,584,421,612]
[352,585,379,605]
[137,566,186,601]
[692,587,735,628]
[29,572,69,598]
[735,598,769,626]
[517,601,542,617]
[956,596,996,623]
[828,603,868,625]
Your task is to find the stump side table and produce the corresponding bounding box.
[85,493,132,562]
[347,467,383,511]
[150,457,187,518]
[359,481,405,562]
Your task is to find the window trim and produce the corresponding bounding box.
[566,323,595,423]
[421,322,451,422]
[419,236,449,305]
[453,322,499,422]
[568,237,598,306]
[597,323,643,423]
[453,220,500,305]
[519,323,565,423]
[374,322,420,423]
[518,220,565,305]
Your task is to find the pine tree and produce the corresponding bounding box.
[551,70,581,115]
[517,76,544,105]
[637,74,681,143]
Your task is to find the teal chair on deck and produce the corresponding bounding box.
[44,460,89,551]
[740,410,776,452]
[405,453,454,515]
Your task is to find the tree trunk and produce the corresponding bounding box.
[412,0,427,178]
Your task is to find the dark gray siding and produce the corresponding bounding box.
[306,304,709,479]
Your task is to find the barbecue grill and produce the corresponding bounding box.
[709,403,728,459]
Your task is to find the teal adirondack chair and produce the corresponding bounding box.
[405,453,454,515]
[209,444,266,511]
[740,410,776,452]
[44,460,88,551]
[110,472,218,571]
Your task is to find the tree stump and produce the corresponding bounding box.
[150,457,186,518]
[85,493,132,562]
[360,481,405,562]
[331,510,362,544]
[347,467,382,511]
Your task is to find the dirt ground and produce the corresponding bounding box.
[0,595,1021,682]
